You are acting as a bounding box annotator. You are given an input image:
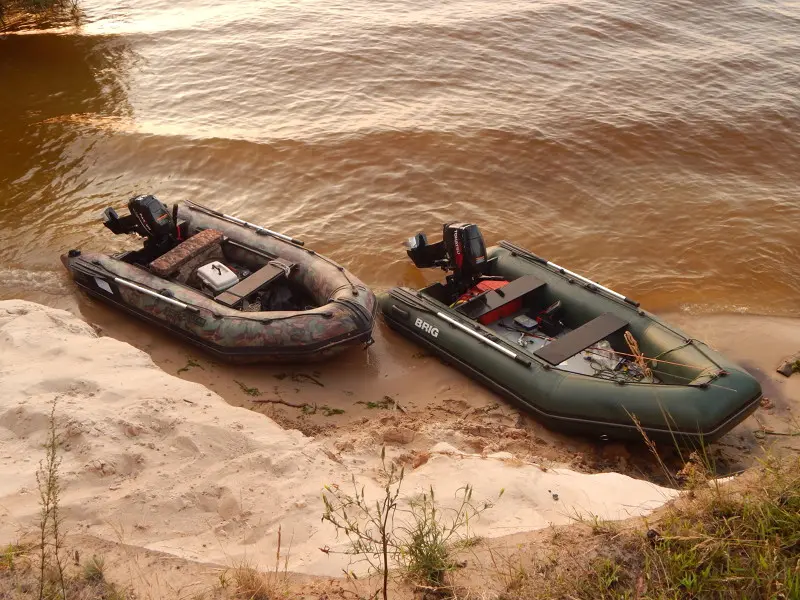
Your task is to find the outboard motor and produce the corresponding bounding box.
[405,222,488,296]
[103,195,177,253]
[405,232,447,269]
[443,222,487,282]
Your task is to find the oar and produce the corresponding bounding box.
[185,200,304,246]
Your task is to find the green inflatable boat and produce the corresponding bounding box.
[380,223,762,444]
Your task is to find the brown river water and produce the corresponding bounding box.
[1,0,799,317]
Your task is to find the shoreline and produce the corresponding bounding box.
[68,294,800,479]
[0,300,684,576]
[0,298,798,597]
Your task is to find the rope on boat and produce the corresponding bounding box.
[499,322,739,391]
[624,330,652,379]
[583,348,703,372]
[652,339,700,361]
[268,259,293,278]
[647,368,739,392]
[500,323,711,372]
[301,251,359,296]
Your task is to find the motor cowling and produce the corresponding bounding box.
[128,195,175,242]
[405,223,487,274]
[404,222,489,297]
[103,195,176,248]
[442,222,487,281]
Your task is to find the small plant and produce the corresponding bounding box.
[299,404,345,416]
[82,555,105,583]
[357,396,398,410]
[292,372,324,387]
[1,403,131,600]
[230,565,270,600]
[235,380,261,397]
[486,545,528,594]
[0,543,25,572]
[226,527,289,600]
[580,513,619,537]
[499,453,800,600]
[321,448,500,597]
[36,399,67,600]
[399,485,499,587]
[217,569,229,589]
[322,447,402,600]
[177,358,203,375]
[272,372,324,386]
[594,558,621,592]
[641,455,800,599]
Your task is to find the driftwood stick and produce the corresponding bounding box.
[755,429,800,438]
[252,398,310,409]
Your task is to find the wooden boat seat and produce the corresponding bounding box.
[457,275,547,321]
[149,229,224,277]
[215,261,292,308]
[535,312,628,365]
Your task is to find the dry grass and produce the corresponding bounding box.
[228,565,271,600]
[0,543,131,600]
[492,453,800,600]
[216,560,290,600]
[81,555,106,584]
[216,527,290,600]
[0,401,132,600]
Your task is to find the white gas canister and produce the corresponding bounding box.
[196,261,239,293]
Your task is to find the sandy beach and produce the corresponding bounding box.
[0,300,692,582]
[0,293,798,599]
[62,291,799,483]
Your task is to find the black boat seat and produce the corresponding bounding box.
[456,274,546,321]
[535,312,628,365]
[215,262,291,308]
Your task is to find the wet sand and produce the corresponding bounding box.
[0,300,680,579]
[72,290,800,483]
[2,298,797,599]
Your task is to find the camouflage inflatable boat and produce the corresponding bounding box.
[62,196,376,362]
[380,223,762,444]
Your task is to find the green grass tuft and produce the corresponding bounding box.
[82,555,105,583]
[299,404,344,416]
[357,396,398,410]
[0,544,26,573]
[235,380,261,397]
[177,358,203,375]
[502,454,800,600]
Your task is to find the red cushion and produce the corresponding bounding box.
[457,280,522,325]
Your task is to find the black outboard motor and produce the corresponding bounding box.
[443,222,487,282]
[404,232,447,269]
[406,222,488,296]
[103,195,177,253]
